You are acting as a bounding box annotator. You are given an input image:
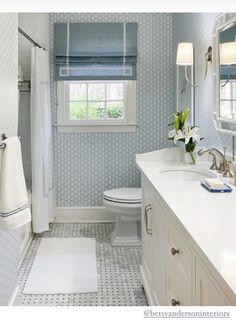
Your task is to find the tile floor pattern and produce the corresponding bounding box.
[14,223,148,306]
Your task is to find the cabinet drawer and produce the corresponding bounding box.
[166,221,192,306]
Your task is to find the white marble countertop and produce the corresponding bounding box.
[136,147,236,297]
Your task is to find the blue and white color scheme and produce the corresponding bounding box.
[50,13,174,207]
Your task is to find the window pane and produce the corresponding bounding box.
[88,102,105,119]
[107,101,124,119]
[70,83,86,100]
[220,101,234,119]
[220,82,233,100]
[106,83,124,100]
[70,101,87,119]
[88,84,105,100]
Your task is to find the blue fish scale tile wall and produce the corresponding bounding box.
[49,13,174,207]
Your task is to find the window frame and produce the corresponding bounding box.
[57,80,137,133]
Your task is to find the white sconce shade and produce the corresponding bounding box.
[176,43,193,65]
[220,42,236,65]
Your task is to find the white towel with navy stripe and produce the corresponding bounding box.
[0,137,31,229]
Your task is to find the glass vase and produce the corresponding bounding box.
[184,151,196,164]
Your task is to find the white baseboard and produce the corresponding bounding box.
[8,286,19,306]
[18,234,33,269]
[55,207,116,223]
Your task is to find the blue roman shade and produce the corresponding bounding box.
[54,22,138,80]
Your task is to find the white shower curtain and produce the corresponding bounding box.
[31,47,55,233]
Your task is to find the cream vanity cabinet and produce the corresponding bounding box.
[140,174,234,306]
[141,175,166,305]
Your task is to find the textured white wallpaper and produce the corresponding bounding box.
[0,13,18,137]
[50,13,174,207]
[18,13,49,79]
[0,13,19,306]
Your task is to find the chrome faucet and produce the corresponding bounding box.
[197,147,233,178]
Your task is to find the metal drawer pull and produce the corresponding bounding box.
[171,247,179,256]
[144,204,152,235]
[171,298,180,306]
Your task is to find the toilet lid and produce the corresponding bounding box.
[103,188,142,204]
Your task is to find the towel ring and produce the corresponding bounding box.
[0,134,21,150]
[1,133,7,141]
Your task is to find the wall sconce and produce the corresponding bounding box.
[220,42,236,87]
[176,42,212,87]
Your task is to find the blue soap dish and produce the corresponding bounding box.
[200,180,232,193]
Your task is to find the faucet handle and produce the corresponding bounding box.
[223,160,233,178]
[209,152,219,171]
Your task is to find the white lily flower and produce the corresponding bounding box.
[173,130,185,144]
[168,129,177,139]
[168,109,203,165]
[183,126,200,144]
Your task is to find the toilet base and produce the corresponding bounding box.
[110,216,141,247]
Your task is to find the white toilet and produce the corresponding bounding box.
[103,188,142,247]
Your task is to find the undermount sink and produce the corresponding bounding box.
[159,166,218,182]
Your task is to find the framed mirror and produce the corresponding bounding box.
[176,64,195,124]
[213,13,236,136]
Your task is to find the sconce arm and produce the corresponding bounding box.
[184,46,212,88]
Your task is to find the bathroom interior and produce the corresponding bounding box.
[0,10,236,310]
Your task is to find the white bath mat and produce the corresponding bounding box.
[23,238,98,294]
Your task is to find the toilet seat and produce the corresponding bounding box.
[103,188,142,204]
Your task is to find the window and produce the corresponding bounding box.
[57,80,136,132]
[54,23,137,132]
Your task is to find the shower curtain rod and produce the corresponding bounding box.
[18,27,46,50]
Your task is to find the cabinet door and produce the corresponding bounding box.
[166,220,192,306]
[141,177,167,306]
[152,196,166,305]
[195,260,228,306]
[141,177,154,290]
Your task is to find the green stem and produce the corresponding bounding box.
[189,151,196,164]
